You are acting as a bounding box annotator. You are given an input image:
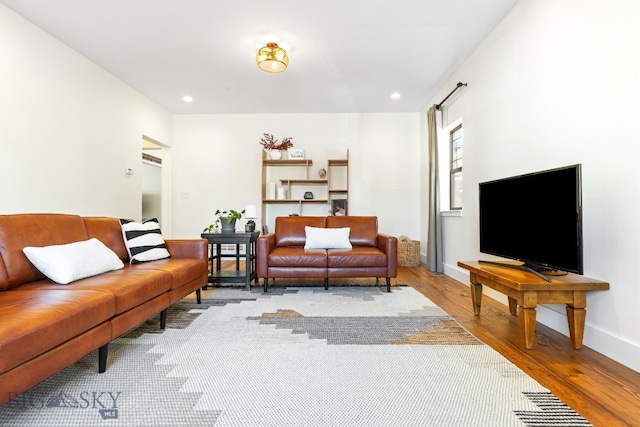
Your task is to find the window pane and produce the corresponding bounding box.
[449,124,463,210]
[451,170,463,209]
[452,141,462,162]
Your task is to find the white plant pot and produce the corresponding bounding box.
[269,150,283,160]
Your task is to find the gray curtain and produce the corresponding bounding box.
[426,105,443,274]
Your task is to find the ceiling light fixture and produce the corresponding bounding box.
[391,92,401,100]
[256,42,289,73]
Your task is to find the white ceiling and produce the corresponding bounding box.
[1,0,518,114]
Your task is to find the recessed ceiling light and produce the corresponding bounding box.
[390,92,401,100]
[183,96,193,103]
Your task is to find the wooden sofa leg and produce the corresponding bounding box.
[196,288,202,304]
[160,309,168,329]
[263,278,269,293]
[98,344,109,373]
[386,277,391,293]
[324,278,329,290]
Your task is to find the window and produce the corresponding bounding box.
[449,124,463,210]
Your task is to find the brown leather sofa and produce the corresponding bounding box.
[257,216,397,292]
[0,213,207,406]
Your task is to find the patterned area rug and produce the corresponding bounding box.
[0,287,591,426]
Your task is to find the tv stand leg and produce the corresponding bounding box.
[566,291,587,349]
[470,280,483,316]
[518,290,538,349]
[519,306,537,349]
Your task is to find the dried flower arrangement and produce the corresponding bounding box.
[259,133,294,150]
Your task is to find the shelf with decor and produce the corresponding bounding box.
[262,159,313,167]
[261,149,349,230]
[276,179,329,204]
[261,152,325,203]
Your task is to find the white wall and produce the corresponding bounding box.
[0,5,173,224]
[422,0,640,371]
[172,113,421,239]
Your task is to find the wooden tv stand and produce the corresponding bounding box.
[457,261,609,349]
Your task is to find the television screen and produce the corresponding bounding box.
[479,164,583,276]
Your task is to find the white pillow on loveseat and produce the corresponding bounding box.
[23,238,124,284]
[304,226,352,249]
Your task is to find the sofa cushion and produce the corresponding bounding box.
[326,216,378,247]
[0,214,90,290]
[268,246,327,268]
[304,226,352,249]
[132,258,207,290]
[0,290,115,375]
[84,217,130,261]
[275,216,326,247]
[120,218,171,263]
[327,247,389,268]
[22,238,124,284]
[15,267,172,314]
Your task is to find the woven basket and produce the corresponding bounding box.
[397,235,421,267]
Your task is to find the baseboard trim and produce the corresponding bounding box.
[535,305,640,372]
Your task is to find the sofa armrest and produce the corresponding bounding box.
[257,234,276,277]
[377,234,398,277]
[164,239,208,260]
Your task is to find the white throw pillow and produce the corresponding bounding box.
[23,238,125,284]
[120,218,171,263]
[304,226,352,249]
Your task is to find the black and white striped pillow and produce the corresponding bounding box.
[119,218,170,264]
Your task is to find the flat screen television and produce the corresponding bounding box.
[478,164,583,281]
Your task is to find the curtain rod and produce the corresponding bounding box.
[435,82,468,110]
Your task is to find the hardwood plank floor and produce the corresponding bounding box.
[223,261,640,426]
[399,265,640,427]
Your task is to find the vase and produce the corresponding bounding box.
[220,218,237,233]
[269,150,282,160]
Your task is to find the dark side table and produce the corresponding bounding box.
[201,231,259,290]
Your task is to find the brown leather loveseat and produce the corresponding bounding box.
[0,213,207,406]
[257,216,397,292]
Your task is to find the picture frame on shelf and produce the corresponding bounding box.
[288,149,305,159]
[331,199,347,216]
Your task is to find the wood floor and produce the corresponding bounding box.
[398,265,640,427]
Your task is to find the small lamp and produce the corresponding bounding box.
[256,43,289,73]
[245,205,257,232]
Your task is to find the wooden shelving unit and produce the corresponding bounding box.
[261,150,349,230]
[327,151,349,215]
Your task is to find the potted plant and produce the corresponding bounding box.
[203,209,245,233]
[259,133,293,160]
